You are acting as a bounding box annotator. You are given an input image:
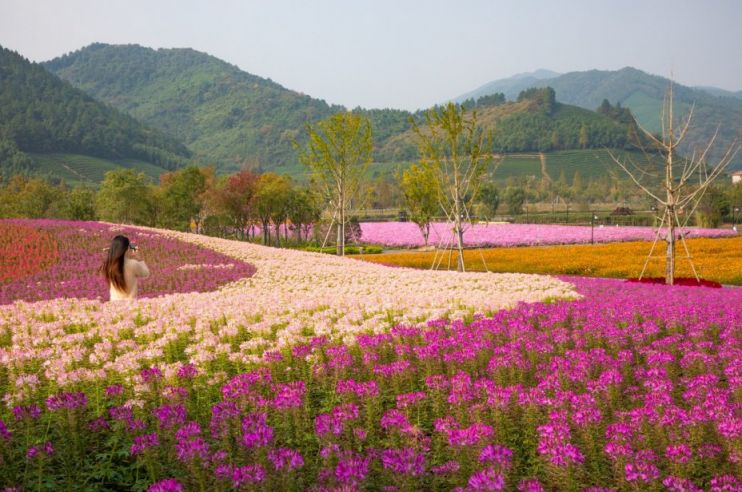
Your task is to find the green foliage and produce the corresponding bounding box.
[476,182,500,217]
[45,43,340,174]
[0,46,190,178]
[400,164,440,245]
[503,186,526,215]
[95,169,153,224]
[298,112,373,254]
[159,166,208,231]
[696,186,730,227]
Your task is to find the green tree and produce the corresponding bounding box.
[254,173,292,246]
[298,112,373,256]
[62,186,97,220]
[476,182,500,218]
[412,102,492,271]
[95,169,152,224]
[579,125,589,149]
[287,188,321,243]
[400,163,440,246]
[503,186,526,215]
[159,166,209,231]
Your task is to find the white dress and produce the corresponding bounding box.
[109,259,150,301]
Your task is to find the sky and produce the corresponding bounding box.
[1,0,741,111]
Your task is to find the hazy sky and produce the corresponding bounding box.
[1,0,740,110]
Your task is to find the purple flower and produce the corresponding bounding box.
[178,364,198,379]
[152,404,187,429]
[87,416,110,432]
[268,447,304,471]
[479,445,513,468]
[517,478,545,492]
[105,384,124,397]
[12,404,41,421]
[216,464,266,487]
[0,420,12,440]
[396,391,426,408]
[663,476,703,492]
[431,460,460,474]
[46,391,87,411]
[335,452,370,486]
[666,443,693,464]
[140,366,163,384]
[272,381,306,410]
[176,437,209,462]
[241,412,273,448]
[147,479,183,492]
[131,432,159,456]
[467,467,506,491]
[26,441,53,460]
[710,475,742,492]
[381,447,425,476]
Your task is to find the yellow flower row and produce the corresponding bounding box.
[353,236,742,285]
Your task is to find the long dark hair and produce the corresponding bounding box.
[101,235,130,292]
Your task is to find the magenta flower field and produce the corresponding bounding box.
[358,221,736,248]
[0,221,740,491]
[0,219,256,304]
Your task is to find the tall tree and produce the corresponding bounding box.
[610,83,740,284]
[400,163,440,246]
[476,182,500,218]
[254,173,292,246]
[298,112,373,256]
[412,102,492,271]
[95,169,152,224]
[160,165,209,231]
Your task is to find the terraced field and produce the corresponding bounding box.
[29,153,169,184]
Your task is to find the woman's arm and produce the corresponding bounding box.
[131,249,150,278]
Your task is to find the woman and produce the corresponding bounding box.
[101,235,150,301]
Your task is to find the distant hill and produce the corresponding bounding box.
[454,67,742,170]
[45,43,342,175]
[455,69,560,105]
[0,45,191,182]
[45,44,643,178]
[694,86,742,100]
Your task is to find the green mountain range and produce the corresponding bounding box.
[454,67,742,170]
[0,46,191,183]
[43,44,642,178]
[44,43,341,175]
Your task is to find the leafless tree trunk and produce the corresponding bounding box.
[610,82,739,285]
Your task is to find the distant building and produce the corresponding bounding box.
[734,170,742,184]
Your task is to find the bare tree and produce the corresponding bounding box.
[412,103,493,272]
[609,82,739,284]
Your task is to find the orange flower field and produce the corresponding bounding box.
[353,236,742,285]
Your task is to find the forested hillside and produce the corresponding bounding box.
[455,67,742,169]
[46,44,640,176]
[45,43,340,174]
[0,46,191,180]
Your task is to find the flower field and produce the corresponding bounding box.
[358,221,736,248]
[0,220,258,304]
[1,221,741,491]
[356,236,742,285]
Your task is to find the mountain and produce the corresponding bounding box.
[454,67,742,169]
[0,45,191,182]
[45,44,643,178]
[694,86,742,100]
[45,43,343,175]
[455,69,560,104]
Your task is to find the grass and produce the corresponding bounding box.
[351,235,742,285]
